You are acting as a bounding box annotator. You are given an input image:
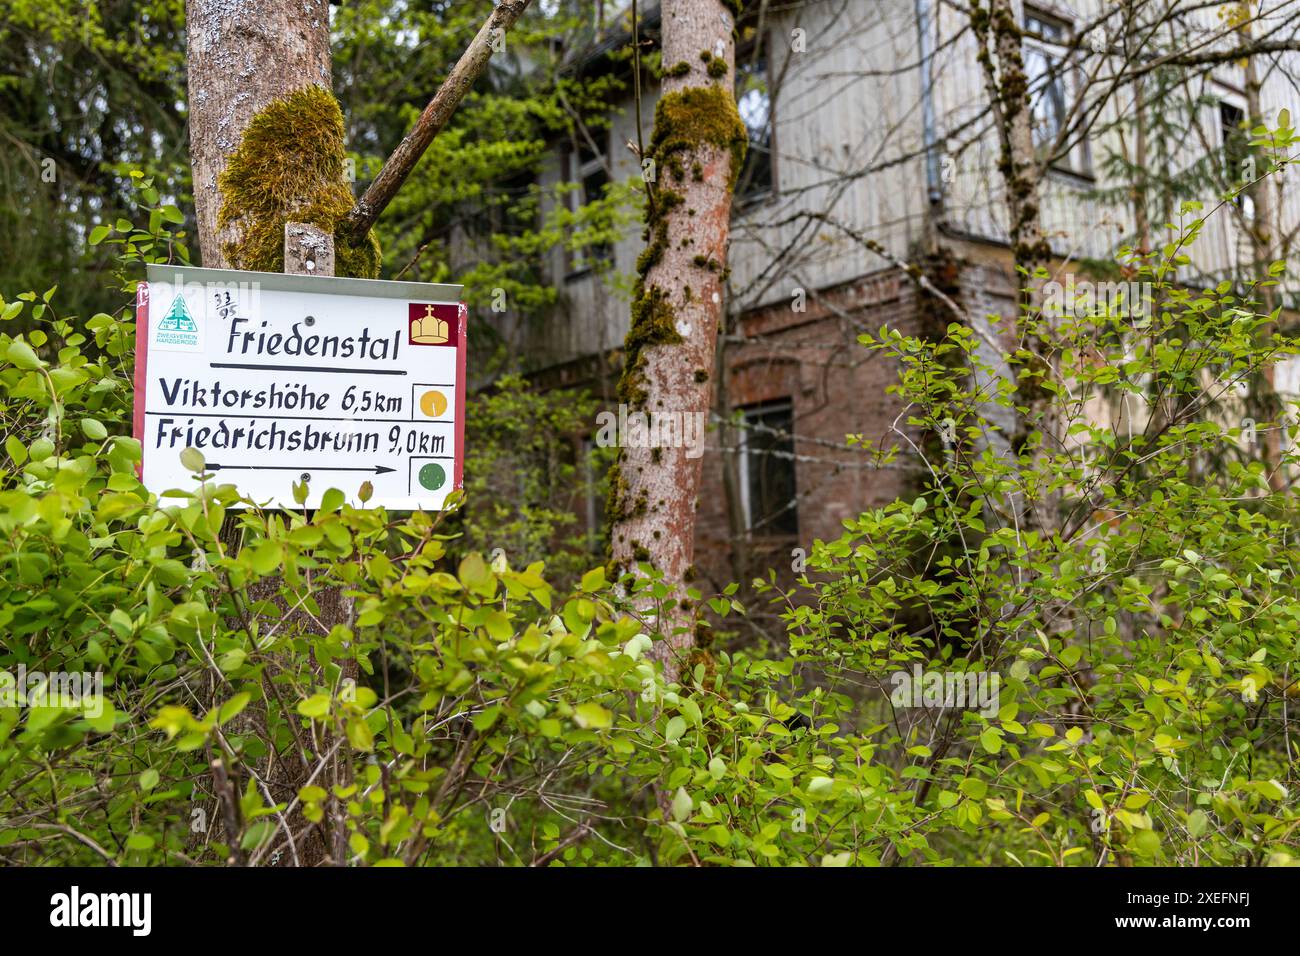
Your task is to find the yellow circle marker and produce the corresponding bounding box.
[419,389,448,417]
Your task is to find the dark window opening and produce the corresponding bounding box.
[1220,101,1251,210]
[489,168,539,237]
[565,129,612,276]
[735,44,773,202]
[740,401,798,537]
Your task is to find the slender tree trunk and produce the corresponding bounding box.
[975,0,1049,281]
[184,0,522,863]
[1241,40,1285,489]
[185,0,336,864]
[185,0,332,267]
[608,0,747,681]
[971,0,1056,527]
[1243,35,1278,313]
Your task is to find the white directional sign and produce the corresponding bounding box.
[134,264,466,510]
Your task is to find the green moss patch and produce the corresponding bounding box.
[647,85,748,194]
[217,86,380,278]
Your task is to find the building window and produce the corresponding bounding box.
[565,130,611,276]
[739,401,798,537]
[1023,8,1089,174]
[580,434,604,554]
[1219,101,1253,214]
[735,44,773,202]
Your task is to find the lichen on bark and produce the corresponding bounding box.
[217,85,381,278]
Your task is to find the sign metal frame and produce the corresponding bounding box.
[134,264,467,510]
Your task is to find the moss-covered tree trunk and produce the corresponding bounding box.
[185,0,333,268]
[980,0,1049,281]
[608,0,747,681]
[971,0,1055,527]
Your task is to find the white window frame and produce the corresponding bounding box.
[1022,5,1091,176]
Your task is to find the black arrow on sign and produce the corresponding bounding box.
[208,463,396,475]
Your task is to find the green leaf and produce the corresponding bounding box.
[664,715,687,743]
[1256,779,1287,801]
[248,541,282,575]
[458,553,495,595]
[574,702,612,729]
[346,716,375,751]
[6,340,40,369]
[959,777,987,800]
[5,435,27,465]
[179,446,205,473]
[473,705,502,732]
[482,609,512,642]
[807,776,834,797]
[218,692,251,724]
[671,786,692,822]
[297,694,331,719]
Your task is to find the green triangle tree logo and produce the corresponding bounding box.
[158,293,198,333]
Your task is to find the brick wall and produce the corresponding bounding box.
[692,267,930,592]
[527,247,1022,604]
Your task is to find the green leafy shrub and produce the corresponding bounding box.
[3,133,1300,867]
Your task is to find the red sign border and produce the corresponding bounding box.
[132,282,149,478]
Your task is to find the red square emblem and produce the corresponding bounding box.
[409,303,461,347]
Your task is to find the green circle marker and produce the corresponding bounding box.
[418,462,446,491]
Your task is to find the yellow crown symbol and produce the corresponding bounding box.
[411,304,449,344]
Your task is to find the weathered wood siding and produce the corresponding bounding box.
[515,0,1300,367]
